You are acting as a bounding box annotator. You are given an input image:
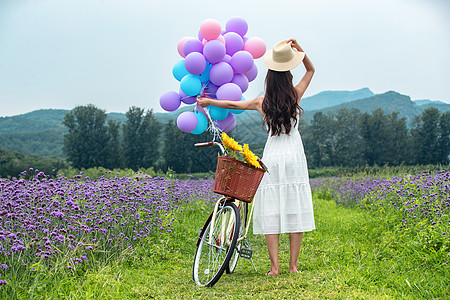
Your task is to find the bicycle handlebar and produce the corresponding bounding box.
[195,141,225,155]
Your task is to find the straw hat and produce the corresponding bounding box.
[264,40,305,71]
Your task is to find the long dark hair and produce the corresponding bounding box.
[262,70,303,136]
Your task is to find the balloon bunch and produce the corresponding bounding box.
[159,17,266,134]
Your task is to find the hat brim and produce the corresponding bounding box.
[264,49,305,72]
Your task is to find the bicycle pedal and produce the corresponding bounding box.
[239,248,252,259]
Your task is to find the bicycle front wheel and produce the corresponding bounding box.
[193,202,240,287]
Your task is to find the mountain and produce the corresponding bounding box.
[1,89,449,158]
[300,88,374,111]
[303,91,423,123]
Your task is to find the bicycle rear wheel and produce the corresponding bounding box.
[226,201,248,274]
[193,201,240,287]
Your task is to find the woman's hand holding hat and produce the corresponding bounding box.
[287,38,304,52]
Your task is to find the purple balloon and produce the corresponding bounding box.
[221,54,231,64]
[245,63,258,82]
[179,88,197,105]
[216,83,242,101]
[205,82,219,97]
[184,52,206,75]
[198,30,203,41]
[230,51,254,74]
[183,39,203,56]
[226,17,248,37]
[160,91,181,112]
[203,40,226,64]
[217,112,236,132]
[209,62,234,86]
[231,73,249,93]
[223,32,244,56]
[177,111,198,133]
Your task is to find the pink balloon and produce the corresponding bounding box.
[231,73,249,92]
[200,18,221,40]
[217,112,236,132]
[226,17,248,37]
[209,62,234,86]
[244,63,258,82]
[230,51,254,73]
[202,35,225,46]
[177,111,198,133]
[177,36,194,58]
[223,32,244,56]
[216,83,242,101]
[160,91,181,112]
[244,37,266,59]
[203,40,226,64]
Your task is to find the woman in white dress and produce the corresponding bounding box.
[197,38,315,276]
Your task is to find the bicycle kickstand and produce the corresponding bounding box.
[241,239,257,272]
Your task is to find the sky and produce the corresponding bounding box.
[0,0,449,117]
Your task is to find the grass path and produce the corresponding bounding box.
[34,196,447,299]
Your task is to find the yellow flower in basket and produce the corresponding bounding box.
[221,132,243,153]
[241,144,260,169]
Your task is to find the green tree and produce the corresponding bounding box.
[62,104,109,169]
[123,107,161,170]
[410,108,441,165]
[384,112,409,165]
[104,119,123,169]
[437,111,450,164]
[333,108,363,166]
[163,120,191,173]
[305,112,335,168]
[162,120,218,173]
[360,109,389,166]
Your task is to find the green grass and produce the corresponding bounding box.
[6,194,448,299]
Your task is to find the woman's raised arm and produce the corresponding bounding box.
[288,38,315,100]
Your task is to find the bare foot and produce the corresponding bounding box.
[265,270,279,276]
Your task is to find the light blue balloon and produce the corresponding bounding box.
[209,106,229,121]
[180,74,202,96]
[198,63,212,83]
[172,60,189,82]
[231,96,245,114]
[191,111,208,134]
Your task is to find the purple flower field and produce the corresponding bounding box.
[311,170,450,259]
[0,169,217,285]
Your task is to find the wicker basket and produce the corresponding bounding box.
[213,156,265,203]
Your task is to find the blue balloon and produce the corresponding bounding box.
[198,63,212,83]
[209,106,229,121]
[191,111,208,134]
[172,60,189,82]
[180,74,202,96]
[232,96,246,114]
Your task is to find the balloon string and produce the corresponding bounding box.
[193,81,223,143]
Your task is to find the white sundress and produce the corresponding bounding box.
[253,119,316,235]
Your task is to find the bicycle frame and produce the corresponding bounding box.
[194,141,257,245]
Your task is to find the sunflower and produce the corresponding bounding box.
[221,132,243,153]
[241,144,260,169]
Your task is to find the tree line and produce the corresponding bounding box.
[61,104,449,174]
[62,104,218,173]
[303,107,449,168]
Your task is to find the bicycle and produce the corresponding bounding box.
[192,141,265,287]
